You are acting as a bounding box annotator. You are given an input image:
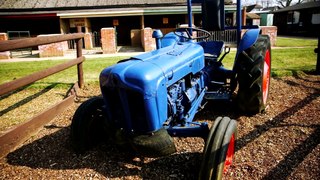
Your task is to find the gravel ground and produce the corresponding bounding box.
[0,74,319,179]
[0,85,67,133]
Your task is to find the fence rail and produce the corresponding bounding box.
[0,33,84,52]
[0,56,84,96]
[0,29,84,158]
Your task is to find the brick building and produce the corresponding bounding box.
[0,0,237,52]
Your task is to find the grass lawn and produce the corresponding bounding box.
[276,37,318,47]
[0,56,128,86]
[1,36,318,86]
[222,47,317,77]
[0,47,318,86]
[271,47,317,76]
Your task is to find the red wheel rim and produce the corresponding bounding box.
[223,134,235,173]
[262,50,271,105]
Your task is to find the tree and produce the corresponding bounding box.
[276,0,306,8]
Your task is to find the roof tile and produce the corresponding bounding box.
[0,0,187,9]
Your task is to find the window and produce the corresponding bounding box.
[311,13,320,24]
[287,11,300,24]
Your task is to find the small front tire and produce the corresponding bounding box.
[131,128,176,157]
[199,117,238,180]
[70,97,108,153]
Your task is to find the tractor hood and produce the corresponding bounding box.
[100,43,204,92]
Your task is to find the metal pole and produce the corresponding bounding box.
[76,26,84,88]
[187,0,193,34]
[236,0,242,47]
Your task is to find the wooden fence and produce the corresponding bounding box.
[0,29,85,158]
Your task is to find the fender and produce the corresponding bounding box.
[236,28,260,57]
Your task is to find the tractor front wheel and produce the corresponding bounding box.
[236,35,271,114]
[199,117,238,180]
[70,96,110,153]
[131,128,176,157]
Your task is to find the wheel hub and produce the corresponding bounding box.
[262,50,271,105]
[223,134,235,173]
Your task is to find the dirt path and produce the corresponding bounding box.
[0,75,319,179]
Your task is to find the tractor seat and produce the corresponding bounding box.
[198,41,224,58]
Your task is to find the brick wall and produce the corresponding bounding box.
[260,26,277,47]
[38,34,68,58]
[141,28,156,52]
[101,28,117,54]
[0,33,10,60]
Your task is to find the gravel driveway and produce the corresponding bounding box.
[0,74,319,179]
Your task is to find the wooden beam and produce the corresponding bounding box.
[0,33,84,52]
[0,57,84,96]
[76,26,84,88]
[242,7,247,26]
[66,81,79,97]
[0,94,75,158]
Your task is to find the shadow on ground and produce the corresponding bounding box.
[6,122,203,179]
[5,101,235,179]
[4,76,320,179]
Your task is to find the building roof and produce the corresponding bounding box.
[245,4,263,12]
[246,13,260,19]
[0,0,187,16]
[0,0,237,18]
[273,1,320,13]
[262,6,280,12]
[0,0,186,10]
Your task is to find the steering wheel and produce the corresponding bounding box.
[174,27,211,40]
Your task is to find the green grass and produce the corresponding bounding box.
[0,38,318,89]
[271,47,317,76]
[0,56,128,87]
[222,47,317,77]
[276,37,317,47]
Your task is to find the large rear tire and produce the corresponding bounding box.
[236,35,271,114]
[70,97,109,153]
[199,117,238,180]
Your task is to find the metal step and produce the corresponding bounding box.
[204,90,231,100]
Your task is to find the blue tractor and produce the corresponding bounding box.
[71,0,271,179]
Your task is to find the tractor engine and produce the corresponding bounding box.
[166,74,203,127]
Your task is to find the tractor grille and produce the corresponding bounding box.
[103,87,148,132]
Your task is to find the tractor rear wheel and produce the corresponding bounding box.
[199,117,238,180]
[236,35,271,114]
[70,96,110,153]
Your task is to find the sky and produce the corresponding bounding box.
[232,0,268,6]
[238,0,276,6]
[238,0,305,7]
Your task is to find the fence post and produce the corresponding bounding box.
[76,26,84,88]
